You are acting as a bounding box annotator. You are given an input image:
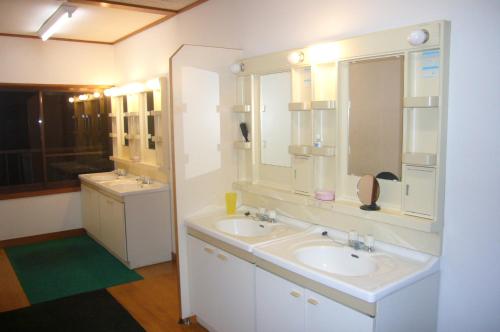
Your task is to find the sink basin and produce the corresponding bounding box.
[294,245,377,277]
[216,218,273,237]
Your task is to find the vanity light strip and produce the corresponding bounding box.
[255,257,377,317]
[186,227,256,264]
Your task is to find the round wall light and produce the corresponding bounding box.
[287,51,304,65]
[230,62,245,74]
[407,29,429,46]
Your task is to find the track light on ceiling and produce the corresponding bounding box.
[38,4,77,41]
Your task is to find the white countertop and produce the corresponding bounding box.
[79,172,169,198]
[253,226,439,303]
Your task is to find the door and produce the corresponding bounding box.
[402,165,436,218]
[293,155,314,195]
[81,185,100,239]
[256,267,304,332]
[187,236,219,329]
[216,249,255,332]
[305,289,374,332]
[98,194,127,262]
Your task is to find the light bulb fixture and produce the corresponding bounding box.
[407,29,429,46]
[288,51,304,65]
[230,62,245,74]
[78,94,88,101]
[38,4,77,41]
[104,88,118,97]
[93,92,101,98]
[68,97,75,103]
[146,78,161,90]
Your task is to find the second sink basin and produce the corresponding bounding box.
[294,245,377,277]
[216,218,273,237]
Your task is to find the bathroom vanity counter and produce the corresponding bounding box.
[79,171,172,269]
[185,209,310,253]
[253,226,439,303]
[79,172,169,199]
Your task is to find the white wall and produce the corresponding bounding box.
[0,36,116,240]
[0,193,82,241]
[113,0,500,330]
[0,36,115,84]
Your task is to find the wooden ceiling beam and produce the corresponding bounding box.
[67,0,178,15]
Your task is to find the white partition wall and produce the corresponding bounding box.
[170,45,242,318]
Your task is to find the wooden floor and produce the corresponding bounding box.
[0,248,207,332]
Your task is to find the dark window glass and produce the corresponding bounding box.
[0,90,44,193]
[0,87,113,195]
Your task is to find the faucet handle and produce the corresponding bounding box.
[364,235,375,251]
[258,207,266,215]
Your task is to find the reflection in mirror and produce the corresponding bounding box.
[146,91,155,150]
[260,72,291,167]
[348,56,403,180]
[122,96,129,146]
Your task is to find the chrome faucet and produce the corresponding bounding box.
[247,208,277,223]
[348,232,375,252]
[136,176,153,185]
[322,230,375,252]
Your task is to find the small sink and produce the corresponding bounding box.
[294,245,377,277]
[216,218,273,237]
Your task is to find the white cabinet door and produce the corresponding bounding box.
[187,236,219,329]
[216,249,255,332]
[81,185,100,239]
[256,267,304,332]
[98,195,127,262]
[293,156,314,195]
[402,166,436,218]
[305,289,374,332]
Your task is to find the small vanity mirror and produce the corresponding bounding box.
[357,175,380,210]
[347,56,404,181]
[260,72,291,167]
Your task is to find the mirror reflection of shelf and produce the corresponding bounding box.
[147,110,162,116]
[123,113,140,118]
[404,96,439,108]
[109,133,118,138]
[311,100,336,110]
[311,145,335,157]
[147,134,162,143]
[403,152,436,166]
[108,113,117,118]
[232,104,251,113]
[234,141,252,149]
[288,102,311,111]
[124,133,141,140]
[288,145,311,156]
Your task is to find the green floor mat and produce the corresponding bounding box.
[6,235,143,304]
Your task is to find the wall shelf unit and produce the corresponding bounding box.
[234,141,252,150]
[404,96,439,108]
[311,146,335,157]
[311,100,336,110]
[232,104,252,113]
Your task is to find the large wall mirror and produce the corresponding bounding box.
[260,72,292,167]
[347,56,404,181]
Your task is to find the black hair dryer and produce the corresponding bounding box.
[240,122,249,142]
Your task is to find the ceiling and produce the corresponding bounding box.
[0,0,206,44]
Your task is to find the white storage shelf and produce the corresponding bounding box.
[289,102,311,112]
[311,100,336,110]
[232,104,252,113]
[311,145,335,157]
[404,96,439,108]
[403,152,436,166]
[234,141,252,150]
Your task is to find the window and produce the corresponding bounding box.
[0,86,114,197]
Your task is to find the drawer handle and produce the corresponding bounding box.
[307,298,319,305]
[290,291,301,298]
[217,253,227,261]
[203,247,214,254]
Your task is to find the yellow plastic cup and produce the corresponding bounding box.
[225,192,237,215]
